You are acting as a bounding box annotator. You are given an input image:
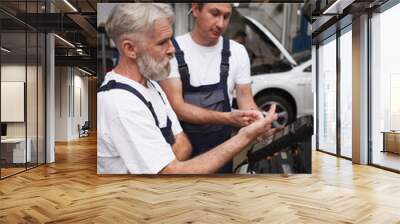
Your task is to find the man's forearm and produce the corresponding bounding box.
[161,131,252,174]
[235,84,259,111]
[160,105,279,174]
[175,101,231,125]
[238,100,259,111]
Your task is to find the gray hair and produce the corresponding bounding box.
[105,3,174,46]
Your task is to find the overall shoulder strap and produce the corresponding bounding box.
[98,80,160,127]
[220,37,231,79]
[220,38,232,112]
[171,37,191,89]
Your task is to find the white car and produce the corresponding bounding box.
[238,16,313,126]
[251,59,312,126]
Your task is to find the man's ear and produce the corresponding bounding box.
[120,39,139,59]
[191,3,199,18]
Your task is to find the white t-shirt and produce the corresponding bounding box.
[168,33,251,104]
[97,71,182,174]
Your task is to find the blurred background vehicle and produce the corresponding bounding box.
[237,15,312,127]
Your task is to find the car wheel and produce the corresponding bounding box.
[256,94,295,127]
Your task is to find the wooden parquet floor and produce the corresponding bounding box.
[1,134,400,223]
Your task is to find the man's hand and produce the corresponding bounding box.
[238,104,278,140]
[227,109,261,128]
[171,132,192,161]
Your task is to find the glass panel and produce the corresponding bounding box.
[371,3,400,171]
[1,30,27,177]
[318,37,337,154]
[74,82,81,138]
[0,1,46,178]
[0,1,29,32]
[38,32,45,165]
[27,31,38,169]
[26,0,38,169]
[0,0,28,178]
[339,29,352,158]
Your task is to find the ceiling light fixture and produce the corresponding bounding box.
[78,67,93,76]
[323,0,341,14]
[1,47,11,53]
[76,48,86,56]
[63,0,78,12]
[323,0,354,15]
[54,34,75,48]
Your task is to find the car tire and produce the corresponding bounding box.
[256,94,295,127]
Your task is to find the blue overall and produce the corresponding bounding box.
[172,37,233,173]
[98,80,175,145]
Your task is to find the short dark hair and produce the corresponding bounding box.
[194,3,233,11]
[195,3,205,11]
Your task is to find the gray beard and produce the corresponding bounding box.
[137,52,170,81]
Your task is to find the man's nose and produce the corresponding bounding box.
[166,39,176,57]
[216,16,224,29]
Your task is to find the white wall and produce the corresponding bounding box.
[1,65,38,138]
[55,66,69,141]
[1,65,26,141]
[72,72,89,138]
[55,67,89,141]
[1,63,46,164]
[1,65,25,129]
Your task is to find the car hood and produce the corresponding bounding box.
[243,16,298,67]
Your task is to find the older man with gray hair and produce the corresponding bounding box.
[97,3,278,174]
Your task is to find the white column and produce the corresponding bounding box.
[352,14,369,164]
[312,45,317,150]
[46,33,55,163]
[45,0,55,163]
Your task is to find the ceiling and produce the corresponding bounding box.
[0,0,97,73]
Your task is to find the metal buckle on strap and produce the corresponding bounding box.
[178,64,189,74]
[220,64,230,73]
[178,63,188,69]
